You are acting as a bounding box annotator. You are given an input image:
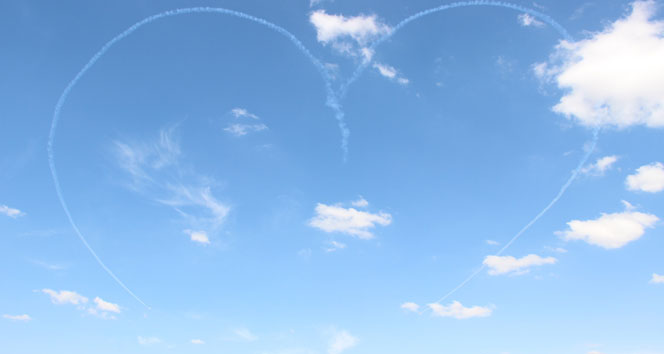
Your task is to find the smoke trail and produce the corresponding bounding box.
[339,0,572,98]
[335,1,599,312]
[48,7,338,309]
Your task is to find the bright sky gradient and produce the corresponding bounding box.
[1,0,663,353]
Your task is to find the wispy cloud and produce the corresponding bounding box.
[41,289,121,319]
[428,301,492,319]
[626,162,664,193]
[400,302,420,312]
[0,204,24,218]
[556,201,659,249]
[483,254,557,276]
[518,13,544,27]
[324,240,347,252]
[309,200,391,239]
[231,108,260,120]
[233,328,258,342]
[113,126,230,239]
[534,0,664,128]
[373,63,409,85]
[328,329,358,354]
[41,289,88,305]
[225,123,268,137]
[2,314,31,322]
[651,273,664,284]
[581,155,619,176]
[138,336,162,346]
[191,339,205,345]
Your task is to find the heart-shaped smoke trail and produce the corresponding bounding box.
[49,3,599,310]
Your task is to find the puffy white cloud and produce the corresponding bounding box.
[184,229,210,245]
[581,155,619,175]
[557,201,659,249]
[328,329,358,354]
[351,197,369,208]
[400,302,420,312]
[626,162,664,193]
[191,339,205,345]
[373,63,409,85]
[138,336,161,346]
[518,13,544,27]
[428,301,492,319]
[3,314,31,321]
[483,254,557,276]
[224,123,268,137]
[535,0,664,128]
[0,205,23,218]
[310,11,390,60]
[41,289,88,305]
[93,297,120,313]
[651,273,664,284]
[231,108,259,120]
[309,202,392,239]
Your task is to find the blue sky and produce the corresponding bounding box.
[1,0,664,353]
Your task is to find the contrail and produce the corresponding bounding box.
[48,7,337,309]
[334,1,597,313]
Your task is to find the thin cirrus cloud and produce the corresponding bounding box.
[556,201,659,249]
[2,314,31,322]
[309,10,391,61]
[231,107,259,120]
[0,204,23,218]
[428,301,493,319]
[626,162,664,193]
[309,200,392,239]
[534,0,664,129]
[581,155,619,176]
[138,336,161,346]
[483,254,558,276]
[114,126,230,239]
[225,108,269,136]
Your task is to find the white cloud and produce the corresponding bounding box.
[191,339,205,345]
[328,329,358,354]
[581,155,619,175]
[324,240,347,252]
[310,11,390,60]
[234,328,258,342]
[483,254,558,276]
[351,197,369,208]
[486,240,500,246]
[41,289,88,305]
[0,205,23,218]
[518,13,544,27]
[373,63,409,85]
[535,0,664,128]
[309,202,392,239]
[626,162,664,193]
[93,297,121,313]
[651,273,664,284]
[3,314,31,322]
[138,336,161,346]
[400,302,420,312]
[224,123,268,137]
[588,351,604,354]
[184,229,210,245]
[428,301,492,319]
[557,201,659,249]
[231,108,259,119]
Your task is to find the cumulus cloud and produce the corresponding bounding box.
[231,108,259,120]
[373,63,409,85]
[535,0,664,128]
[581,155,619,175]
[328,329,358,354]
[309,202,392,239]
[41,289,88,305]
[556,201,659,249]
[183,229,210,245]
[309,11,390,60]
[483,254,558,276]
[626,162,664,193]
[400,302,420,312]
[93,297,120,314]
[0,205,24,218]
[651,273,664,284]
[518,13,544,27]
[3,314,31,321]
[224,123,269,137]
[428,301,492,319]
[351,196,369,208]
[138,336,161,346]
